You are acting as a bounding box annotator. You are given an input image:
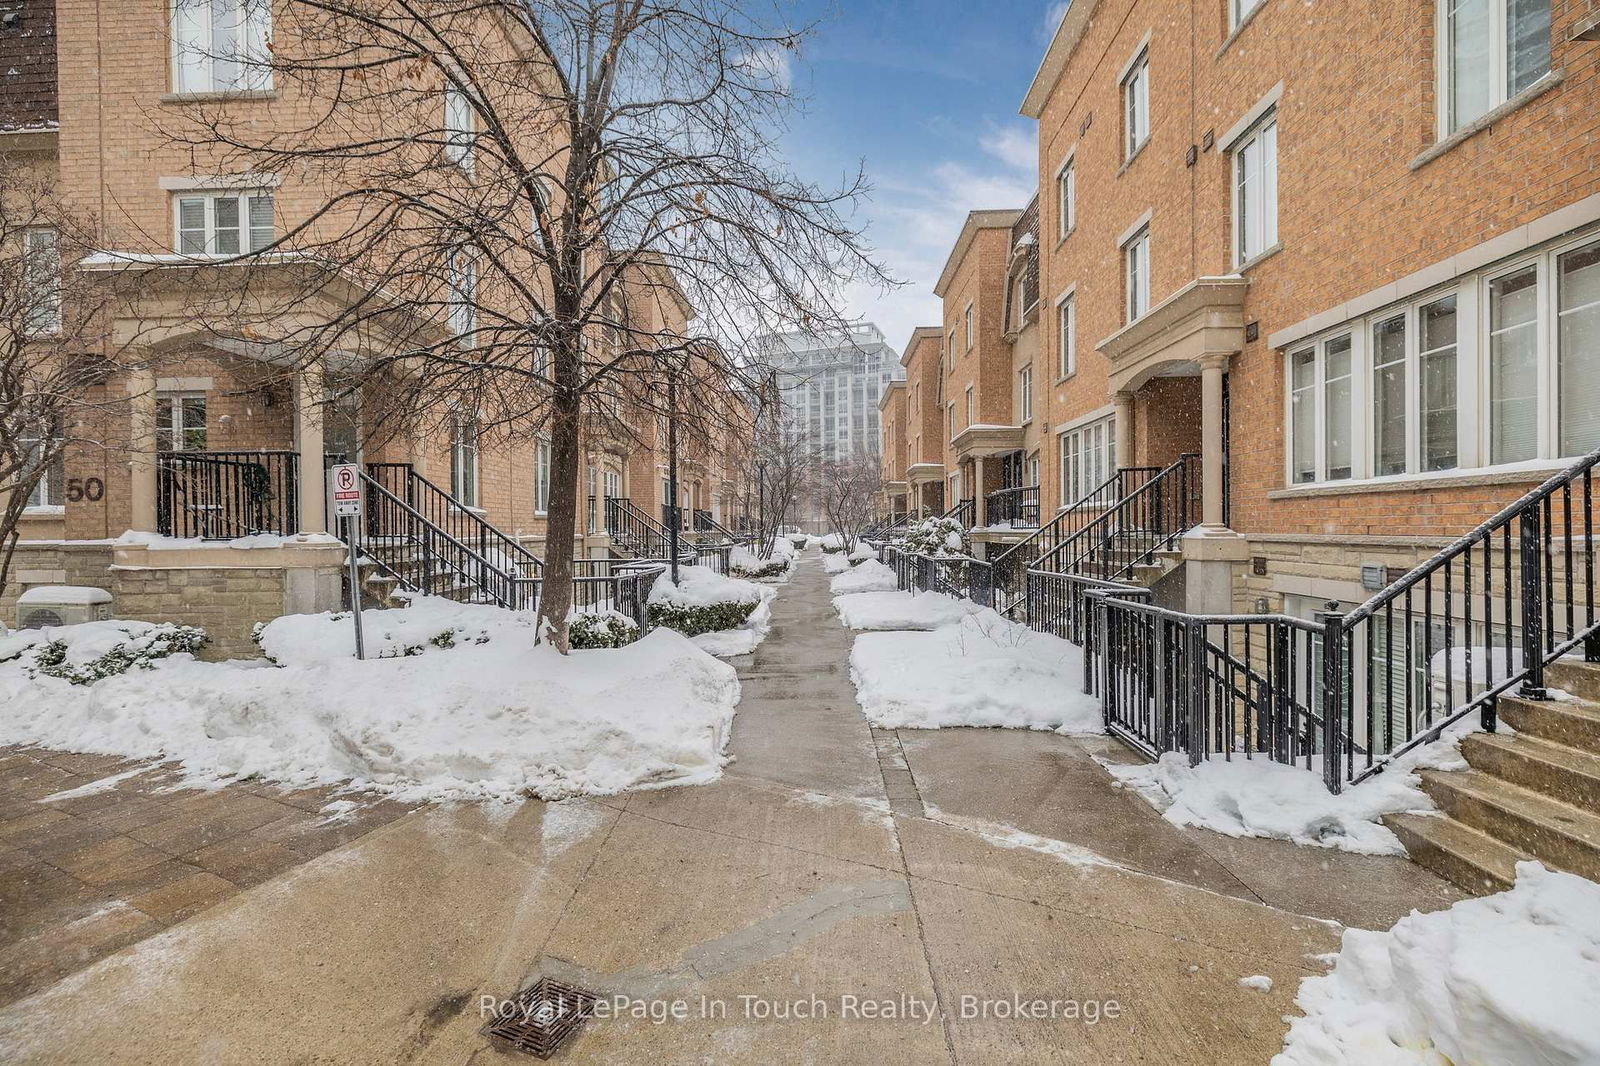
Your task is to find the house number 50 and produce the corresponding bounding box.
[65,478,105,503]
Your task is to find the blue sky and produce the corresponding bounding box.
[772,1,1066,352]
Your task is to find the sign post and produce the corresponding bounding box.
[329,464,367,661]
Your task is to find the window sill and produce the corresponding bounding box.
[1268,461,1571,499]
[1054,227,1075,250]
[21,506,65,517]
[1408,70,1564,172]
[1117,139,1150,176]
[159,90,278,104]
[1215,1,1269,59]
[1053,371,1078,386]
[1236,242,1283,274]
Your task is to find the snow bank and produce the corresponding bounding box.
[830,559,900,595]
[833,589,981,631]
[848,542,878,562]
[1101,729,1471,855]
[1275,862,1600,1066]
[849,610,1102,733]
[0,598,740,802]
[729,545,793,582]
[822,552,851,574]
[649,564,764,608]
[691,591,775,658]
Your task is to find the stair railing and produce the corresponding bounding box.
[605,497,674,558]
[365,463,541,578]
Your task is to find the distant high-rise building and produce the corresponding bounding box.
[758,323,904,463]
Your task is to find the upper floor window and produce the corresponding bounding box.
[443,82,476,173]
[172,0,272,95]
[447,249,477,344]
[156,393,208,453]
[175,190,274,256]
[1124,226,1151,322]
[1122,48,1150,159]
[1441,0,1550,134]
[450,413,480,507]
[964,385,973,426]
[23,228,60,336]
[533,438,551,514]
[1233,112,1277,265]
[1057,293,1076,378]
[947,331,956,367]
[1056,158,1075,239]
[1018,365,1033,422]
[964,305,974,350]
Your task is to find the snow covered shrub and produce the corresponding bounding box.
[0,621,208,685]
[786,533,807,549]
[648,600,757,636]
[648,565,763,636]
[731,557,790,579]
[568,610,640,649]
[900,516,971,559]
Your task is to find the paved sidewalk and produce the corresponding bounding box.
[0,553,1461,1064]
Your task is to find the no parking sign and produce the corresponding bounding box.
[330,464,362,518]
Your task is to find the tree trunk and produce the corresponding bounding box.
[537,386,583,653]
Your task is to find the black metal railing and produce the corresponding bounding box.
[883,543,994,609]
[695,543,732,574]
[693,509,740,543]
[985,485,1040,529]
[366,463,541,579]
[866,510,912,539]
[156,450,299,539]
[606,497,674,558]
[943,498,975,528]
[542,559,664,634]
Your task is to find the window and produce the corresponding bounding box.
[1122,49,1150,159]
[156,393,208,452]
[1557,242,1600,456]
[1420,295,1461,471]
[1441,0,1550,134]
[964,385,973,427]
[23,228,60,335]
[175,190,274,256]
[448,249,476,344]
[1056,158,1075,238]
[450,414,479,508]
[1233,112,1277,265]
[1488,263,1538,463]
[20,421,63,508]
[1059,415,1117,504]
[1372,313,1407,476]
[964,305,974,351]
[534,438,551,514]
[1285,333,1353,484]
[172,0,272,94]
[1018,365,1033,422]
[1027,452,1040,489]
[1057,293,1076,378]
[1232,0,1265,28]
[1124,226,1150,322]
[948,404,955,439]
[443,82,475,172]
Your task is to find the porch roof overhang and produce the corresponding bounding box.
[906,462,945,484]
[951,423,1026,458]
[884,480,909,494]
[1096,276,1249,394]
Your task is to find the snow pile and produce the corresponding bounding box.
[831,559,900,595]
[729,544,793,582]
[810,533,844,551]
[822,552,851,574]
[833,589,981,631]
[0,598,740,802]
[0,620,208,684]
[648,564,764,608]
[1101,733,1469,854]
[115,530,342,551]
[848,542,878,562]
[849,609,1103,733]
[690,590,775,658]
[1275,862,1600,1066]
[649,566,775,656]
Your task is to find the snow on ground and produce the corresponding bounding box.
[691,594,775,658]
[0,597,740,803]
[1274,862,1600,1066]
[822,552,851,574]
[833,589,982,631]
[1101,723,1474,855]
[849,609,1103,733]
[848,542,878,562]
[830,559,900,595]
[649,565,777,658]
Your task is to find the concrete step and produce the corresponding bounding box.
[1383,811,1527,895]
[1462,732,1600,810]
[1547,658,1600,703]
[1499,693,1600,755]
[1419,768,1600,881]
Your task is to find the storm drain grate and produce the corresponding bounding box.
[482,977,599,1059]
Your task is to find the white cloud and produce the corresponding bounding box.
[1040,1,1072,44]
[735,43,794,92]
[979,122,1037,173]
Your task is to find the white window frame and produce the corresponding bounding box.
[1057,413,1117,506]
[20,422,63,509]
[1436,0,1552,137]
[964,385,973,427]
[534,437,551,515]
[1121,47,1150,160]
[155,392,208,453]
[171,0,273,95]
[23,228,61,336]
[1018,365,1033,422]
[450,413,480,508]
[1232,0,1266,29]
[1232,110,1278,267]
[443,80,476,173]
[1123,226,1151,323]
[1284,331,1360,485]
[174,189,274,256]
[1056,153,1076,240]
[448,248,477,345]
[964,304,974,351]
[1056,288,1077,379]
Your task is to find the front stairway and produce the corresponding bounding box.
[1386,658,1600,894]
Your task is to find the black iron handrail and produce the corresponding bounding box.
[366,463,541,577]
[606,497,674,558]
[156,450,299,539]
[1038,454,1199,579]
[884,543,994,609]
[942,498,975,527]
[985,485,1040,528]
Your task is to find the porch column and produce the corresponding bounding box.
[972,456,986,525]
[128,367,158,533]
[294,364,327,533]
[1199,353,1227,530]
[1113,390,1135,467]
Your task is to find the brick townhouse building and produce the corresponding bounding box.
[0,0,751,654]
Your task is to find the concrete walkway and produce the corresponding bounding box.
[0,553,1461,1065]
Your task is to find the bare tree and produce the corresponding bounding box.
[739,407,815,560]
[0,158,140,605]
[816,451,880,553]
[159,0,890,649]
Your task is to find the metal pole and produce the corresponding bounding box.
[757,459,767,554]
[344,513,366,660]
[668,368,680,585]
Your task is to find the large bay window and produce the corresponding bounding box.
[1285,232,1600,486]
[1440,0,1550,134]
[1058,415,1117,505]
[172,0,272,94]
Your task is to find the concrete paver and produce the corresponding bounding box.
[0,552,1464,1064]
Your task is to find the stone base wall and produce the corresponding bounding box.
[3,542,119,624]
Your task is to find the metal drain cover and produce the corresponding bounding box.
[483,978,599,1058]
